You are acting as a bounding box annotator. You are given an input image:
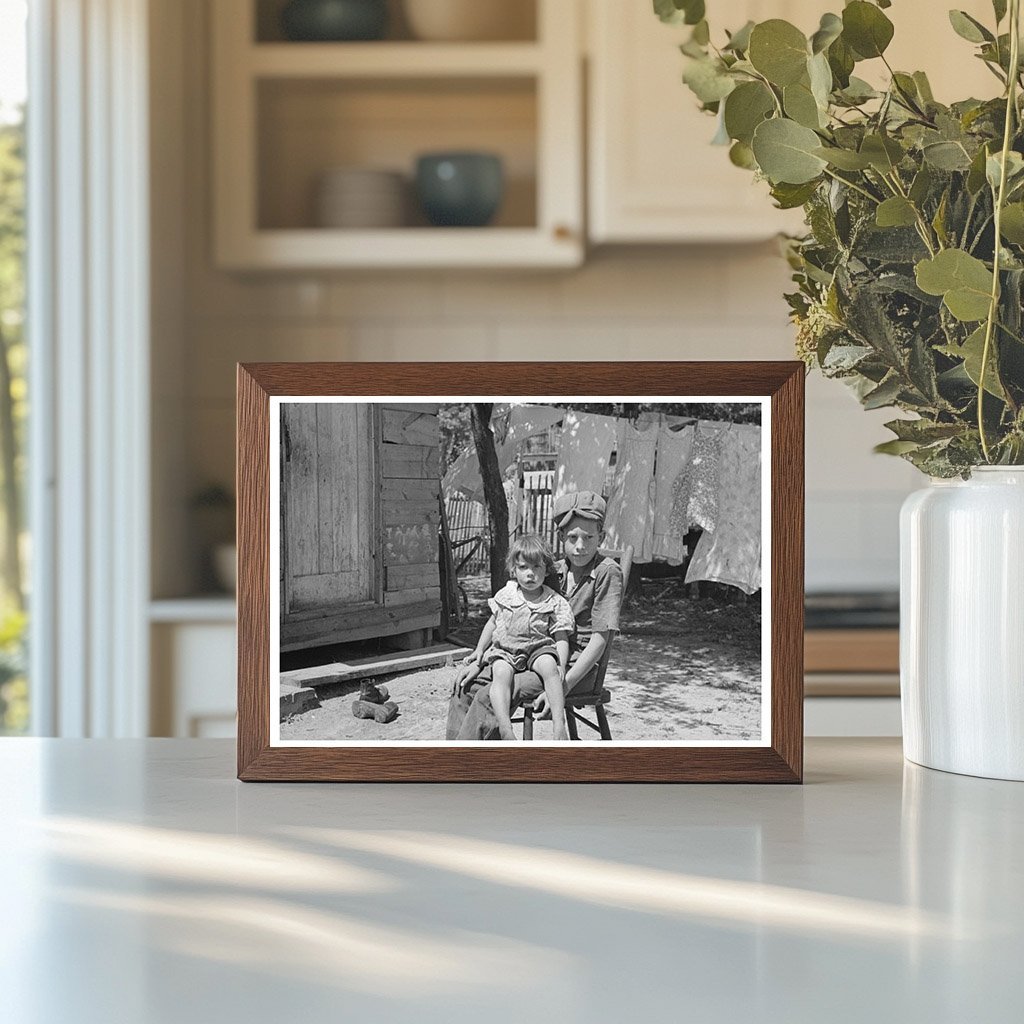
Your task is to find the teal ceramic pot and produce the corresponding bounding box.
[415,152,505,227]
[281,0,388,41]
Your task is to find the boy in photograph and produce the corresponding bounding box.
[447,490,624,740]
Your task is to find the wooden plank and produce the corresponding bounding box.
[385,522,438,566]
[384,586,441,607]
[280,604,440,651]
[283,403,319,578]
[382,408,439,448]
[383,443,439,479]
[383,500,440,527]
[383,478,438,503]
[280,642,471,689]
[386,561,440,591]
[383,402,440,415]
[804,629,899,674]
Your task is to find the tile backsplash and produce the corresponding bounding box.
[178,247,916,594]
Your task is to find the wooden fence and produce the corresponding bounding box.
[445,468,558,577]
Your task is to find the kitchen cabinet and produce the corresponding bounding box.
[211,0,583,268]
[587,0,811,243]
[586,0,998,244]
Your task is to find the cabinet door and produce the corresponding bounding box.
[588,0,999,244]
[585,1,819,243]
[281,402,378,619]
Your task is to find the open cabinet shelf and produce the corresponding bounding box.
[212,0,582,269]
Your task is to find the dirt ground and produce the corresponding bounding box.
[280,575,762,742]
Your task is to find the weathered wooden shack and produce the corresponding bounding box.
[280,401,441,652]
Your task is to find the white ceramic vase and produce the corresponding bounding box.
[900,467,1024,781]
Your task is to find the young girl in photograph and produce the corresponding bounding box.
[459,534,575,741]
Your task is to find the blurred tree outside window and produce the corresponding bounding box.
[0,0,28,734]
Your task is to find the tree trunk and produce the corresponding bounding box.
[470,403,509,594]
[0,324,22,608]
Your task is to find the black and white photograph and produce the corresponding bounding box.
[271,397,769,746]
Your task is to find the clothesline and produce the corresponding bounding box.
[442,406,762,594]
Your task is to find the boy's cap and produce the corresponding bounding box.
[553,490,606,528]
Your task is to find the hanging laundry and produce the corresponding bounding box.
[554,410,619,501]
[683,421,728,534]
[604,412,660,563]
[667,421,722,539]
[685,424,762,594]
[652,419,695,565]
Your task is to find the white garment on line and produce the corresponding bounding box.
[554,410,619,501]
[684,424,762,594]
[652,419,695,565]
[604,412,660,563]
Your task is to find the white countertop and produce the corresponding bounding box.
[1,738,1021,1023]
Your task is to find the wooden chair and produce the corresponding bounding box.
[520,545,633,741]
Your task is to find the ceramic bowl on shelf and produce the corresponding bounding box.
[402,0,532,41]
[280,0,388,42]
[414,152,504,227]
[315,167,408,228]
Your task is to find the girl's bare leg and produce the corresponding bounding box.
[489,660,518,741]
[532,654,567,740]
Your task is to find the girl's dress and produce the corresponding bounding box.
[483,582,575,672]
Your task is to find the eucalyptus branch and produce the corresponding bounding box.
[978,0,1021,462]
[822,167,880,205]
[969,213,994,253]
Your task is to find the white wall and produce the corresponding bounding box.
[153,0,920,599]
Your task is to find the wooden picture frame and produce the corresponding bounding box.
[237,362,804,782]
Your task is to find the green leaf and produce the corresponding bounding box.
[653,0,705,26]
[1000,203,1024,245]
[729,140,757,169]
[808,51,833,109]
[827,35,855,89]
[913,71,935,104]
[874,438,922,455]
[922,140,972,171]
[860,133,904,173]
[724,20,755,53]
[723,81,775,144]
[940,325,1006,398]
[810,12,843,54]
[813,146,872,170]
[784,80,824,129]
[967,144,991,194]
[876,196,918,228]
[932,190,950,247]
[751,118,828,184]
[842,1,895,59]
[948,10,994,44]
[915,249,994,321]
[909,164,933,205]
[839,76,879,104]
[770,180,820,209]
[986,150,1024,191]
[884,418,963,443]
[683,57,736,104]
[891,72,922,110]
[748,20,809,87]
[862,374,903,409]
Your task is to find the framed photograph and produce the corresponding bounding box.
[237,362,803,782]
